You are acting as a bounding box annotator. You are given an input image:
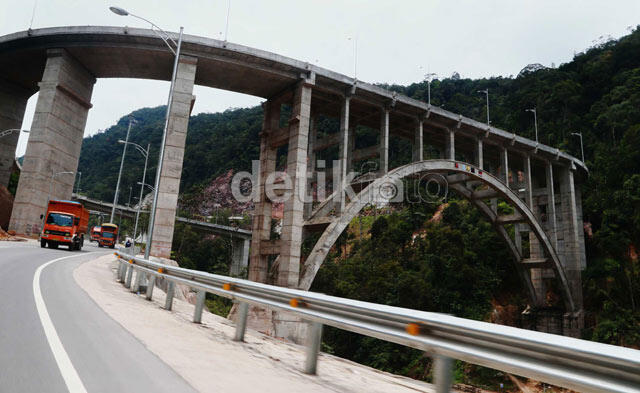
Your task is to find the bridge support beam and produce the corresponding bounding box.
[379,109,389,174]
[0,81,30,189]
[149,55,197,258]
[230,237,250,276]
[10,49,95,235]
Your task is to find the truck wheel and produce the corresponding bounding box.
[109,245,115,249]
[98,243,103,248]
[48,242,58,249]
[40,240,46,248]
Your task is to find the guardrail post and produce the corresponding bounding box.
[164,281,175,311]
[193,290,206,323]
[145,274,156,301]
[433,355,453,393]
[124,265,133,288]
[233,302,249,342]
[119,263,127,282]
[132,269,143,293]
[116,262,124,282]
[304,321,323,375]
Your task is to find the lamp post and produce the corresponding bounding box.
[571,132,584,162]
[424,72,437,106]
[119,140,150,247]
[43,170,74,230]
[477,89,490,127]
[526,107,538,143]
[111,116,135,222]
[110,5,184,259]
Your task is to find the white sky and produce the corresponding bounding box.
[1,0,638,157]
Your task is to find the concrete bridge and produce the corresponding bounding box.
[0,26,587,336]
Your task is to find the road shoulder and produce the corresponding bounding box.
[74,254,436,393]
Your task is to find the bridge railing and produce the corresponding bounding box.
[113,250,640,393]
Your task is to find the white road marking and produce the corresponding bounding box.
[33,253,99,393]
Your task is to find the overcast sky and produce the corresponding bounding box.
[2,0,638,156]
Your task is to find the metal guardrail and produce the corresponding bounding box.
[113,250,640,393]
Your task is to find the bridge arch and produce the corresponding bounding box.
[299,159,577,314]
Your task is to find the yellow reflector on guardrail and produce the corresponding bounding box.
[128,259,133,264]
[222,283,234,291]
[157,268,165,273]
[290,298,304,308]
[406,323,421,336]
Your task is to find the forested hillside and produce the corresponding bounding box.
[75,26,640,387]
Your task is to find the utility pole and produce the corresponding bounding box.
[111,116,134,222]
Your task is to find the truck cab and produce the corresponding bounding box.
[40,200,89,251]
[90,226,102,242]
[98,223,118,249]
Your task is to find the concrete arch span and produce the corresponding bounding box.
[299,159,577,315]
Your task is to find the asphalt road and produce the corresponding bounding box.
[0,241,198,393]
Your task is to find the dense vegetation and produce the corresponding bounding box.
[73,26,640,386]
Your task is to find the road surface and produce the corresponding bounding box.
[0,241,197,393]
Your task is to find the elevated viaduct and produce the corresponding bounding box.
[0,26,587,336]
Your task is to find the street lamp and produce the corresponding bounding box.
[111,116,136,222]
[571,132,584,162]
[137,181,155,192]
[0,128,29,138]
[110,5,184,259]
[424,72,437,106]
[120,140,150,247]
[477,89,490,127]
[42,170,74,230]
[525,107,538,143]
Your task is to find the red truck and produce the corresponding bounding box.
[40,200,89,251]
[90,226,102,242]
[98,223,118,248]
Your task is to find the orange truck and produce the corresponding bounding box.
[98,223,118,248]
[90,226,102,242]
[40,200,89,251]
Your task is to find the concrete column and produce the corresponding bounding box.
[413,120,423,162]
[304,116,316,219]
[558,164,585,334]
[230,237,250,276]
[475,138,483,169]
[379,109,389,174]
[523,155,533,208]
[278,80,313,287]
[149,55,197,258]
[500,147,509,185]
[445,129,455,160]
[0,81,30,188]
[338,96,350,213]
[10,49,95,235]
[545,161,558,249]
[249,100,279,283]
[525,154,545,306]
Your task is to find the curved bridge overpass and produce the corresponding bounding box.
[0,26,587,336]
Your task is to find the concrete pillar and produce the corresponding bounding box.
[230,237,250,276]
[558,164,585,335]
[249,100,279,283]
[475,138,483,169]
[446,129,455,160]
[278,80,313,288]
[500,147,509,185]
[413,120,423,162]
[546,161,558,249]
[149,55,197,258]
[0,81,30,188]
[337,96,350,213]
[304,116,316,219]
[379,109,389,174]
[9,49,95,235]
[524,154,545,306]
